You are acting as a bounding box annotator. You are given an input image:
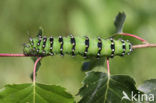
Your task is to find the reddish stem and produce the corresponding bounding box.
[0,53,26,57]
[33,57,42,84]
[120,33,147,43]
[106,58,110,76]
[132,43,156,49]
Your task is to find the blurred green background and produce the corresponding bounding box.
[0,0,156,99]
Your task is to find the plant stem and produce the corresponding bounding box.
[0,53,26,57]
[132,43,156,49]
[32,57,41,103]
[119,33,148,43]
[33,57,42,85]
[32,57,42,103]
[106,58,110,76]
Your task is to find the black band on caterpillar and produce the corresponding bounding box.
[42,36,47,55]
[121,39,126,56]
[70,35,76,56]
[49,36,54,56]
[29,38,36,54]
[110,38,115,58]
[36,36,41,53]
[42,36,47,48]
[97,37,102,58]
[84,36,89,58]
[129,44,133,52]
[33,47,36,52]
[37,37,41,46]
[29,38,34,46]
[58,36,64,56]
[128,41,133,55]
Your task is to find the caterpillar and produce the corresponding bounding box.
[23,33,133,58]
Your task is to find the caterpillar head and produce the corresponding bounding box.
[23,43,32,55]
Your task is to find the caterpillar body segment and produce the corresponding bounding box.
[23,35,133,58]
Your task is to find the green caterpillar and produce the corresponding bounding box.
[23,12,133,71]
[23,33,133,58]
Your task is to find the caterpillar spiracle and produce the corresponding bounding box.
[23,33,133,58]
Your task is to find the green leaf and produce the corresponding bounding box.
[138,79,156,103]
[0,83,75,103]
[81,57,105,71]
[114,12,126,33]
[78,71,139,103]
